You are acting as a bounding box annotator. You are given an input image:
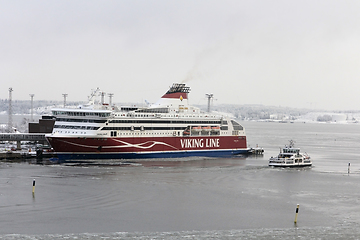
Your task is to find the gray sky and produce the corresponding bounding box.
[1,0,360,110]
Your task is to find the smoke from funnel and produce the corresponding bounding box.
[181,44,222,84]
[181,64,202,84]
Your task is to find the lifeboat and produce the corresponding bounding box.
[211,126,220,131]
[192,126,202,131]
[202,126,212,131]
[183,128,190,135]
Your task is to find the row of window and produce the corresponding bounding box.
[102,126,186,131]
[53,125,229,131]
[110,132,190,136]
[53,125,100,130]
[103,126,229,131]
[56,118,107,123]
[135,108,169,113]
[108,120,225,124]
[54,118,230,126]
[55,131,226,136]
[52,111,110,117]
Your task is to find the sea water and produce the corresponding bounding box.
[1,121,360,239]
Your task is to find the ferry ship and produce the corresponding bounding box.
[46,83,249,160]
[269,140,312,167]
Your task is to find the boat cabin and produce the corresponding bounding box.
[283,147,300,154]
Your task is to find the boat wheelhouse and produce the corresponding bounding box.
[46,83,249,160]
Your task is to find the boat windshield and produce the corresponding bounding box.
[283,148,300,154]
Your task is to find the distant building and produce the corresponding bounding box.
[332,114,347,122]
[28,115,55,133]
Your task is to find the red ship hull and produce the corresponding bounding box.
[46,135,248,160]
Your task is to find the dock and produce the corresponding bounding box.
[0,133,55,160]
[248,147,264,155]
[0,149,56,160]
[0,151,24,160]
[0,133,47,149]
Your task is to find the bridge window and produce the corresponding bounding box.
[231,120,243,130]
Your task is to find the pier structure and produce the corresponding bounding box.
[0,133,47,150]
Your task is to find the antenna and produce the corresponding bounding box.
[205,93,213,113]
[62,93,68,107]
[88,87,100,105]
[30,94,35,122]
[8,88,13,133]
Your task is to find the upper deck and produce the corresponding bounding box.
[48,83,246,138]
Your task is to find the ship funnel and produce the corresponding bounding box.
[161,83,190,100]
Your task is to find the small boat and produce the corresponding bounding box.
[269,140,311,167]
